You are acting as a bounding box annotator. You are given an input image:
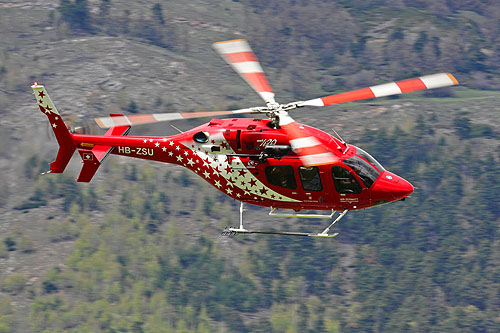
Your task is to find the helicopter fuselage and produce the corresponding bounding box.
[73,117,413,212]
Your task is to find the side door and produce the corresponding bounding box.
[297,166,330,204]
[331,166,363,208]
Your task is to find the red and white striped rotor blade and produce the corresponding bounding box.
[278,111,338,167]
[299,73,459,107]
[213,39,275,104]
[95,108,257,129]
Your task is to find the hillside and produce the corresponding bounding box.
[0,1,499,332]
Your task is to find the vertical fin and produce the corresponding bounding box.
[32,83,76,173]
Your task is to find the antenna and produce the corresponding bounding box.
[170,124,184,133]
[331,128,349,154]
[331,135,343,151]
[331,128,346,144]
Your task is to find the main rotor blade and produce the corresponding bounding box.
[95,108,257,129]
[278,111,338,166]
[299,73,459,107]
[213,39,276,104]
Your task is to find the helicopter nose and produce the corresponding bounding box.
[395,176,414,198]
[372,171,414,201]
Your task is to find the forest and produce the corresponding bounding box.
[4,114,498,332]
[0,0,499,332]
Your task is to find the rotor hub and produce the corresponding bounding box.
[266,101,281,111]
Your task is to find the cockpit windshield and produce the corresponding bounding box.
[355,147,385,172]
[343,155,380,189]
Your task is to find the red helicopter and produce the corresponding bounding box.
[32,39,458,237]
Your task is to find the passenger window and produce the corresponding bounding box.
[332,166,362,194]
[299,166,322,191]
[265,166,297,189]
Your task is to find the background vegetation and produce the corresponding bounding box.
[0,0,499,332]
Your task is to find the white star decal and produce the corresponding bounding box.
[203,171,210,178]
[143,139,147,143]
[187,158,195,166]
[168,151,173,156]
[155,142,160,147]
[162,147,167,152]
[55,116,59,120]
[226,188,233,195]
[169,141,174,146]
[184,150,189,156]
[149,139,153,142]
[215,180,221,188]
[162,138,167,142]
[52,123,57,128]
[175,146,180,151]
[176,155,183,162]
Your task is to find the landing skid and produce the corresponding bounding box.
[222,227,339,238]
[221,202,347,238]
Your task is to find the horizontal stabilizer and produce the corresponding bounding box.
[77,114,129,182]
[77,150,102,182]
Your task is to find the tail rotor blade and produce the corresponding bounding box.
[213,39,276,104]
[299,73,459,107]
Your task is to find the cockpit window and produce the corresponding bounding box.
[355,147,385,172]
[343,155,380,189]
[332,166,362,194]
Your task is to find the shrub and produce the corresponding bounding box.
[0,242,8,259]
[48,220,80,242]
[1,274,27,294]
[17,235,35,253]
[3,238,15,252]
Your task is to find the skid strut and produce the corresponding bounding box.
[222,203,348,238]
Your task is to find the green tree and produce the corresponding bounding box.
[152,3,165,25]
[58,0,92,31]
